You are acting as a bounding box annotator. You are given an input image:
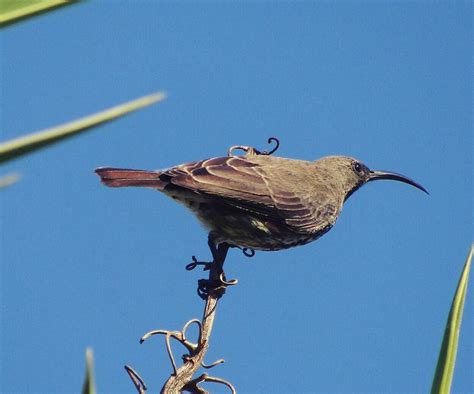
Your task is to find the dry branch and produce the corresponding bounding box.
[126,245,237,394]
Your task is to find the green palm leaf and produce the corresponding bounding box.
[0,0,78,27]
[81,348,96,394]
[431,244,472,393]
[0,92,166,164]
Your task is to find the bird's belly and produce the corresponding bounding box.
[195,204,322,251]
[165,190,328,251]
[216,218,320,250]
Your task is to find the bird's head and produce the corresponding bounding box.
[314,156,428,201]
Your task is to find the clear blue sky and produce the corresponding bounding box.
[1,2,472,393]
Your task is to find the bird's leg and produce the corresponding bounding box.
[197,241,234,300]
[186,234,237,299]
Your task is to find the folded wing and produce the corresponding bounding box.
[163,155,337,234]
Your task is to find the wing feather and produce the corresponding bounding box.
[164,155,338,233]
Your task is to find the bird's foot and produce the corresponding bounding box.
[187,242,237,300]
[187,256,237,299]
[197,273,238,300]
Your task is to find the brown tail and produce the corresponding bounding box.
[95,167,168,189]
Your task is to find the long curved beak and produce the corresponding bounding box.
[368,170,429,194]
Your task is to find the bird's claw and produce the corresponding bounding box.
[197,273,238,300]
[197,278,226,300]
[188,242,236,300]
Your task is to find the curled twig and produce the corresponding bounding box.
[124,365,147,394]
[185,373,236,394]
[242,247,255,257]
[227,145,253,156]
[140,329,180,344]
[201,358,225,369]
[203,374,236,394]
[219,273,238,286]
[260,136,280,155]
[186,256,212,271]
[227,136,280,157]
[139,318,203,378]
[182,319,202,345]
[165,332,178,375]
[140,327,197,353]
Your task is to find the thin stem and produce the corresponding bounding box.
[124,365,147,394]
[161,286,220,393]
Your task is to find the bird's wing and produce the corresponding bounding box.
[165,155,337,234]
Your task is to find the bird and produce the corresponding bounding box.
[95,141,428,267]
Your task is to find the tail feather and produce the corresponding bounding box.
[95,167,168,189]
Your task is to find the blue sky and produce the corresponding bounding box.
[1,2,472,393]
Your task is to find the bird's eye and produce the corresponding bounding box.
[353,162,363,173]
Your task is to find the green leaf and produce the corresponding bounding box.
[431,244,472,394]
[0,173,21,189]
[0,92,166,164]
[81,347,96,394]
[0,0,79,27]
